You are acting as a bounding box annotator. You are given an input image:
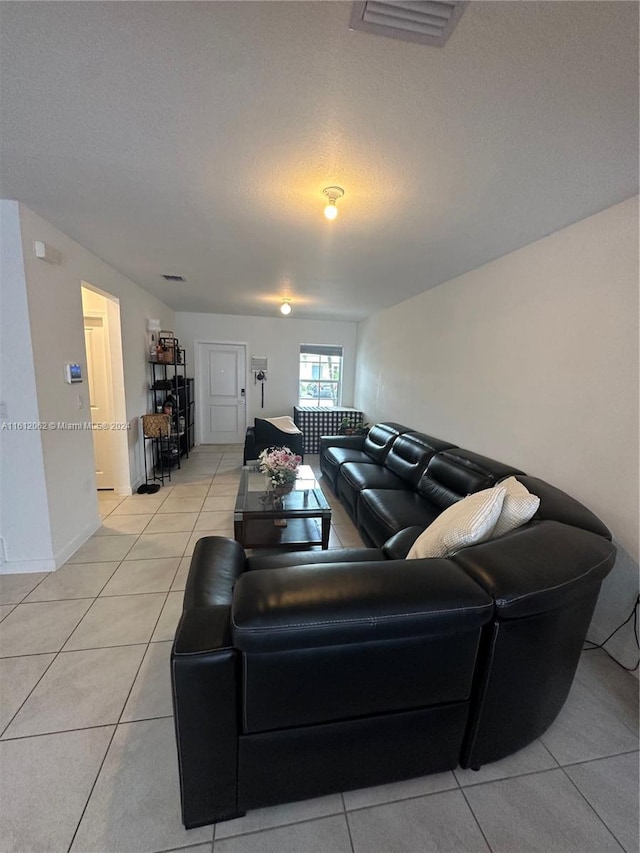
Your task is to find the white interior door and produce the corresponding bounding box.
[198,343,246,444]
[84,316,115,488]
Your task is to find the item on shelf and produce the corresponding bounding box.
[158,347,175,364]
[157,332,178,363]
[140,413,172,489]
[142,413,170,438]
[160,443,180,467]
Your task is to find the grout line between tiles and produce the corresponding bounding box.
[0,603,17,620]
[65,584,173,853]
[211,810,347,843]
[1,721,129,744]
[341,793,356,853]
[458,785,496,853]
[558,764,628,852]
[149,841,214,853]
[554,747,639,770]
[344,780,458,814]
[0,651,59,739]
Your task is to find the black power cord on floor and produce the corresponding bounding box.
[583,594,640,672]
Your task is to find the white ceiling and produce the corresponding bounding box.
[1,1,637,322]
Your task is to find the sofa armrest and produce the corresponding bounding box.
[382,527,425,559]
[452,520,616,619]
[231,560,493,653]
[320,434,365,454]
[172,604,241,827]
[184,536,246,609]
[243,426,257,463]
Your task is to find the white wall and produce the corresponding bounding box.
[0,201,54,570]
[175,312,358,428]
[0,203,175,571]
[355,197,639,667]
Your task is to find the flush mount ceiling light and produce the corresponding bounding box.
[280,298,292,316]
[323,186,345,220]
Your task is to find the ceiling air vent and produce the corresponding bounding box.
[162,274,185,282]
[349,1,468,47]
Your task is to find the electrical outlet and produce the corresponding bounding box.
[77,394,84,410]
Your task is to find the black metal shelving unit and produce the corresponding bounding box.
[149,351,195,465]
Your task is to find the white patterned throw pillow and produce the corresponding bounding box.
[407,486,507,559]
[491,476,540,537]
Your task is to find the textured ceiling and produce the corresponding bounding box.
[1,1,637,321]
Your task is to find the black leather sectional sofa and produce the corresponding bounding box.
[171,422,616,828]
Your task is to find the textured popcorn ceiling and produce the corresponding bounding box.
[0,1,637,321]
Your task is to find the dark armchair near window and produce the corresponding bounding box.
[243,418,304,464]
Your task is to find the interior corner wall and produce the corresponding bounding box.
[1,203,175,571]
[174,312,358,426]
[0,201,54,570]
[354,196,639,668]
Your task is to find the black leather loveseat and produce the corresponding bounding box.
[171,424,616,828]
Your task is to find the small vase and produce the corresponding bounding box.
[269,481,293,527]
[271,482,294,498]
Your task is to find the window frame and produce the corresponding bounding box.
[298,344,344,408]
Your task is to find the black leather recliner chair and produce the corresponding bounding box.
[243,417,304,464]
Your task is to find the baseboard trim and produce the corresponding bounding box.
[53,516,102,570]
[0,557,57,574]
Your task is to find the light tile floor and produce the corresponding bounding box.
[0,447,638,853]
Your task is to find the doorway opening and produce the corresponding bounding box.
[81,284,130,494]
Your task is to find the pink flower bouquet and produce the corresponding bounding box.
[258,446,302,487]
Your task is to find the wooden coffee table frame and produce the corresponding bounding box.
[234,464,332,550]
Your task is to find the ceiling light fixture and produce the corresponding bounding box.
[280,298,292,316]
[323,186,344,220]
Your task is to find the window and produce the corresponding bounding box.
[298,345,343,408]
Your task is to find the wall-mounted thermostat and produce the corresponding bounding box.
[251,356,268,373]
[65,363,82,384]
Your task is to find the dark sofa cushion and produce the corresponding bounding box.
[357,489,442,548]
[336,431,456,521]
[361,422,411,463]
[338,464,409,519]
[518,476,612,540]
[321,423,410,492]
[385,432,456,486]
[417,448,523,509]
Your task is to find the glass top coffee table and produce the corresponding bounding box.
[234,464,332,549]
